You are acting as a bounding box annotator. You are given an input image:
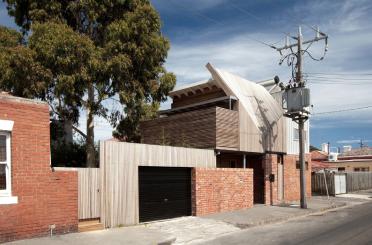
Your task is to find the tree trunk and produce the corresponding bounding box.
[86,84,96,168]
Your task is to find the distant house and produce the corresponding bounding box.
[310,150,335,172]
[311,147,372,172]
[329,154,372,172]
[140,63,311,204]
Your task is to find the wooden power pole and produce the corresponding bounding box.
[272,26,328,209]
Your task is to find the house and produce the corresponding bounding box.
[0,93,78,243]
[331,155,372,172]
[310,150,336,172]
[140,63,311,205]
[310,146,372,172]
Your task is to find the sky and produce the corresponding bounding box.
[1,0,372,150]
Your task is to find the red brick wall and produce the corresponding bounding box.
[192,168,253,216]
[283,154,312,202]
[264,154,278,205]
[0,96,78,243]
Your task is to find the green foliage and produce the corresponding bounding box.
[0,26,51,98]
[50,120,87,167]
[51,142,88,167]
[1,0,176,154]
[310,145,320,152]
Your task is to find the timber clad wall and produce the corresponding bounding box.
[0,96,78,243]
[140,107,239,149]
[192,168,253,216]
[216,107,239,149]
[100,141,216,228]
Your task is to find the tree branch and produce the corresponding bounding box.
[72,125,87,139]
[48,100,87,139]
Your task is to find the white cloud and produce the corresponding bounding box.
[76,0,372,141]
[164,0,372,127]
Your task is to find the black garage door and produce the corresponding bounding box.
[139,166,191,222]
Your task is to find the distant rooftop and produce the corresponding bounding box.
[340,147,372,156]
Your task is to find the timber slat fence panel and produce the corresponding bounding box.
[312,172,335,196]
[78,168,101,220]
[346,172,372,192]
[312,172,372,195]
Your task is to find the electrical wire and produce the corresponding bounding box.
[167,0,280,49]
[305,72,372,76]
[228,1,290,38]
[307,81,372,85]
[305,75,372,81]
[312,105,372,115]
[302,49,324,61]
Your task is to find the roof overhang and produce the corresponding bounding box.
[169,79,219,99]
[159,95,238,115]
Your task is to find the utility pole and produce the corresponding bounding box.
[295,26,307,209]
[271,26,328,209]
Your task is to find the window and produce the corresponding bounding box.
[355,167,369,172]
[0,133,11,197]
[0,119,17,204]
[296,161,309,170]
[338,167,345,172]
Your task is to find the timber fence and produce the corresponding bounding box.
[312,172,372,195]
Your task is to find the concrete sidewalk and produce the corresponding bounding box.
[7,194,370,245]
[336,189,372,200]
[147,195,369,244]
[6,226,176,245]
[203,195,365,229]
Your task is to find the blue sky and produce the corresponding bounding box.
[1,0,372,150]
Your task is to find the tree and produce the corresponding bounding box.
[1,0,176,167]
[310,145,320,152]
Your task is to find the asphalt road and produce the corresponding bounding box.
[204,202,372,245]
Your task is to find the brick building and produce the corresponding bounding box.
[140,63,311,206]
[311,149,372,172]
[0,94,78,243]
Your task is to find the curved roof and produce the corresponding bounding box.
[206,63,283,131]
[168,63,283,133]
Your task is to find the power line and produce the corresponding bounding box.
[227,1,289,37]
[305,75,372,81]
[312,105,372,115]
[307,81,372,85]
[306,79,372,84]
[306,78,372,83]
[167,0,280,49]
[305,72,372,76]
[308,81,372,86]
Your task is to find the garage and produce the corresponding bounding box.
[139,166,192,222]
